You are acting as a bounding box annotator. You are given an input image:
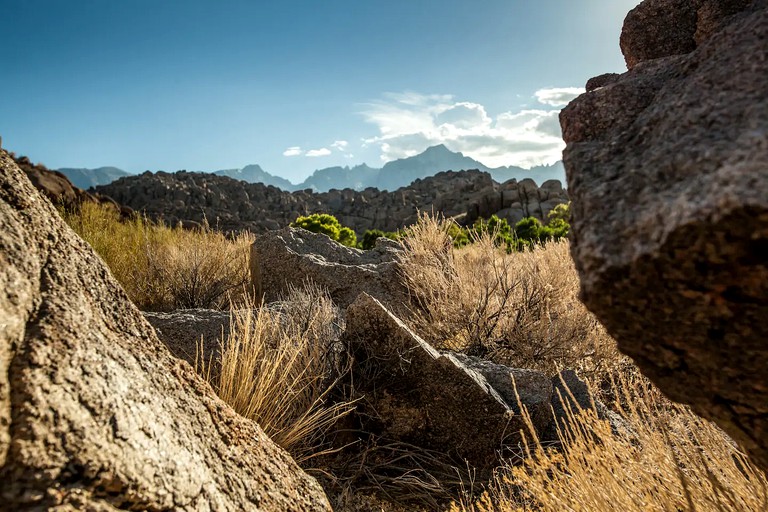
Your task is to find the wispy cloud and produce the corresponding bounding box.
[360,88,582,168]
[282,146,303,157]
[533,87,584,107]
[306,147,331,157]
[331,140,348,151]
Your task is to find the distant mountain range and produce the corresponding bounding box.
[56,145,565,192]
[58,166,132,189]
[213,164,294,190]
[366,144,565,192]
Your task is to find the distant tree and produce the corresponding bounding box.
[291,213,357,247]
[512,208,569,250]
[544,217,569,240]
[547,202,571,224]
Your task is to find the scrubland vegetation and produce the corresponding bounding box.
[399,213,611,378]
[458,375,768,511]
[63,204,767,511]
[63,202,252,311]
[292,207,569,253]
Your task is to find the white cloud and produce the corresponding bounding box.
[331,140,349,151]
[282,146,303,157]
[360,89,578,168]
[533,87,585,107]
[306,148,332,157]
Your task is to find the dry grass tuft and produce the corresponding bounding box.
[202,283,354,464]
[454,373,768,511]
[63,202,252,310]
[399,214,617,378]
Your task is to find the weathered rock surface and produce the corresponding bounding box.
[450,353,554,436]
[342,294,519,471]
[95,169,568,235]
[561,0,768,471]
[143,309,231,369]
[252,227,409,310]
[0,150,330,510]
[342,293,615,470]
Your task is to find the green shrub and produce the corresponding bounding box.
[291,213,357,247]
[470,215,515,251]
[513,217,544,242]
[547,202,570,224]
[512,210,569,249]
[360,229,385,250]
[447,223,470,248]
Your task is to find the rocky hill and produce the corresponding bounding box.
[10,154,131,216]
[95,168,568,234]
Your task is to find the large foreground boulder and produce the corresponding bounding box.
[0,150,330,510]
[252,227,408,310]
[561,1,768,471]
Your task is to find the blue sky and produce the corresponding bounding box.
[0,0,639,183]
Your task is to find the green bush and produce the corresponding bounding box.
[291,213,358,247]
[471,215,512,246]
[547,202,570,224]
[514,217,544,242]
[447,223,470,248]
[360,229,385,250]
[359,229,402,250]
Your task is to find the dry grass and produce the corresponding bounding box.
[63,202,252,310]
[324,439,475,510]
[454,373,768,511]
[201,283,355,464]
[399,214,617,378]
[400,215,767,511]
[67,206,767,510]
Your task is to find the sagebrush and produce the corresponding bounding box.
[399,214,617,378]
[63,202,252,310]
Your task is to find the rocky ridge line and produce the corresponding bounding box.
[95,169,568,234]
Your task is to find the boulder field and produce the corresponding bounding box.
[0,148,598,507]
[94,169,568,235]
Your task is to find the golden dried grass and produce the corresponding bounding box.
[398,214,617,378]
[63,202,252,310]
[454,373,768,511]
[201,283,354,464]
